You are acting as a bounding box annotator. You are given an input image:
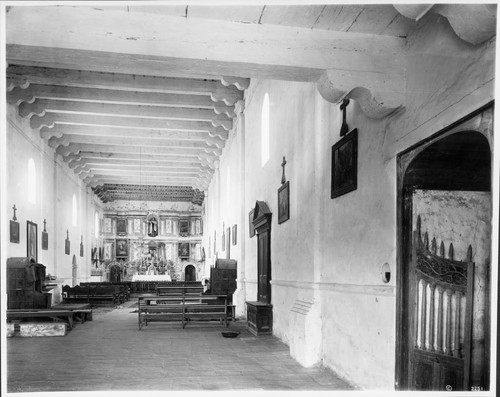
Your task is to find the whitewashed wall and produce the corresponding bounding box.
[206,16,495,391]
[6,104,102,303]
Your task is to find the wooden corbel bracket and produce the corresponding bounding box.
[317,69,405,120]
[394,4,496,45]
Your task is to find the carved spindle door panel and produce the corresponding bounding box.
[408,216,474,391]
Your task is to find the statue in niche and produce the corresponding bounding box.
[148,217,158,237]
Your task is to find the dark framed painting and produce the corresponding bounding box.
[278,181,290,224]
[225,227,231,259]
[116,218,127,235]
[178,242,190,258]
[65,238,70,255]
[42,231,48,250]
[179,219,189,236]
[214,231,217,255]
[249,209,256,238]
[27,221,37,262]
[10,220,20,243]
[331,128,358,199]
[116,239,128,257]
[232,224,237,246]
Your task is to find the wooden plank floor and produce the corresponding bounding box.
[6,299,355,393]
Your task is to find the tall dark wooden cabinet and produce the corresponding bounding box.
[211,259,237,295]
[7,257,49,309]
[246,201,273,336]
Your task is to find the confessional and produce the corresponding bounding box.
[210,259,237,295]
[7,257,50,309]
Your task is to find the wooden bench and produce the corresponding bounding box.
[138,295,231,330]
[62,285,121,306]
[51,303,93,323]
[7,309,76,330]
[156,285,203,297]
[81,282,130,301]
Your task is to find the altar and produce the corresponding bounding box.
[131,274,172,282]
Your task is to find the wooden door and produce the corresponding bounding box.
[257,229,271,304]
[184,265,195,281]
[407,214,474,391]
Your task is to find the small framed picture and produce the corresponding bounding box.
[42,231,48,250]
[116,239,128,257]
[116,218,127,235]
[249,209,256,238]
[331,128,358,199]
[278,181,290,224]
[178,242,190,258]
[232,224,237,245]
[10,220,20,244]
[27,221,38,262]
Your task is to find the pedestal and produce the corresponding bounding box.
[246,301,273,336]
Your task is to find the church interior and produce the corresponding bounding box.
[2,2,498,395]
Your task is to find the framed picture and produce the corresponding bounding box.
[249,209,256,238]
[179,219,189,236]
[225,227,231,259]
[42,231,48,250]
[232,224,237,245]
[221,229,225,251]
[331,128,358,199]
[278,181,290,224]
[178,242,190,258]
[116,239,128,257]
[116,218,127,235]
[27,221,37,262]
[10,220,20,243]
[65,238,70,255]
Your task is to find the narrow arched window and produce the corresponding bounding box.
[72,194,77,227]
[261,93,270,167]
[28,158,36,204]
[226,166,231,203]
[94,212,99,238]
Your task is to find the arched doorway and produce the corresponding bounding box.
[396,107,492,391]
[109,264,121,282]
[184,265,196,281]
[72,255,78,286]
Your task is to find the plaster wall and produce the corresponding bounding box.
[6,103,102,302]
[207,14,495,391]
[204,113,246,316]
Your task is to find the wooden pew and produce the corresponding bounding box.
[62,284,121,306]
[7,309,76,329]
[138,295,231,330]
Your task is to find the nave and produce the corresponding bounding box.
[7,297,353,393]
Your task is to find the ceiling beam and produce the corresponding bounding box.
[56,143,222,157]
[66,151,216,165]
[6,65,243,105]
[19,99,233,125]
[40,125,228,141]
[6,6,405,77]
[48,134,221,150]
[7,84,234,110]
[31,112,232,132]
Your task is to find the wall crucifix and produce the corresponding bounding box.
[340,98,350,137]
[281,156,287,184]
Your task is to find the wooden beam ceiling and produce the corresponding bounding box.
[4,4,424,203]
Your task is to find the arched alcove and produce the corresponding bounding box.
[396,108,492,391]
